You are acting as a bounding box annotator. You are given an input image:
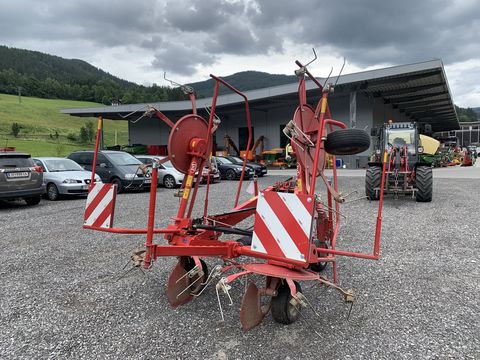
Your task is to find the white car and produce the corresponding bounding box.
[33,157,102,201]
[135,155,184,188]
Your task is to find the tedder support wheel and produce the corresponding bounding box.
[271,281,302,325]
[325,129,371,155]
[365,166,382,200]
[415,166,433,202]
[183,257,208,295]
[309,241,328,272]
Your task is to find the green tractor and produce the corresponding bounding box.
[366,122,433,202]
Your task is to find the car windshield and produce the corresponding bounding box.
[218,157,233,164]
[107,153,142,166]
[386,128,416,153]
[162,160,174,168]
[231,157,245,163]
[44,159,84,172]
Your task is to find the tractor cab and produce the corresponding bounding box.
[384,123,419,162]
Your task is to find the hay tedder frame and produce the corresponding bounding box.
[83,56,387,330]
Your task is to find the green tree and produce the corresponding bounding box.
[11,122,20,137]
[85,120,95,142]
[79,126,89,143]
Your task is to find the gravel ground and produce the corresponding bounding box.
[0,173,478,359]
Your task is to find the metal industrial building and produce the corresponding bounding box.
[62,59,459,167]
[434,121,480,147]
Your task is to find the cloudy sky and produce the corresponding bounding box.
[0,0,479,107]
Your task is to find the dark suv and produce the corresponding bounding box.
[222,156,267,177]
[68,150,151,192]
[0,152,44,205]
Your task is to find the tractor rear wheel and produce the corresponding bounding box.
[271,281,302,325]
[365,166,382,200]
[325,129,371,155]
[415,166,433,202]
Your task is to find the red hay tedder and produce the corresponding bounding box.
[83,56,387,330]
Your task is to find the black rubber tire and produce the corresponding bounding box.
[111,177,123,193]
[46,183,60,201]
[415,166,433,202]
[225,169,236,180]
[325,129,371,155]
[309,241,328,272]
[271,281,302,325]
[183,257,209,295]
[365,166,382,200]
[25,196,41,205]
[163,175,176,189]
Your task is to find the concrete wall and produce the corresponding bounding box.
[128,116,171,145]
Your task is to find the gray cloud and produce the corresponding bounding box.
[0,0,478,105]
[151,41,217,75]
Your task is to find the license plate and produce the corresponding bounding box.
[144,179,152,183]
[82,184,89,190]
[6,171,29,178]
[262,169,267,173]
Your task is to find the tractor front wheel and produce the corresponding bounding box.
[415,166,433,202]
[365,166,382,200]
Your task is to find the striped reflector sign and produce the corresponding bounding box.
[251,191,315,263]
[84,183,117,229]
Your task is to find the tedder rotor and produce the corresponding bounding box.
[83,57,388,330]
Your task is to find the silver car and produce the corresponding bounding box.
[33,157,102,201]
[135,155,184,189]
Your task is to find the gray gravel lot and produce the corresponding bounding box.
[0,173,479,359]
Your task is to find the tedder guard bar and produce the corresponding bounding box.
[82,61,387,331]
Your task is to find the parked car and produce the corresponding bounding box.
[0,152,44,205]
[201,157,221,184]
[67,150,151,192]
[212,156,254,180]
[135,155,183,189]
[33,157,102,200]
[222,156,267,177]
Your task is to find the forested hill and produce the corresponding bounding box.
[455,105,479,122]
[0,45,185,104]
[187,71,297,98]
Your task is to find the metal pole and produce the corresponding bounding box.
[144,162,159,267]
[90,116,102,190]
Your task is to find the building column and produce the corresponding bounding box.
[349,90,357,128]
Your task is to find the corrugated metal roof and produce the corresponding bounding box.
[61,59,459,131]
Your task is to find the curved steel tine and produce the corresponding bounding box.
[322,67,333,89]
[304,48,318,67]
[116,104,149,120]
[163,71,182,88]
[334,57,346,87]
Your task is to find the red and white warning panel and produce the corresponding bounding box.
[84,183,117,229]
[251,191,315,263]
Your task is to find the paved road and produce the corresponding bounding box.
[0,175,478,359]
